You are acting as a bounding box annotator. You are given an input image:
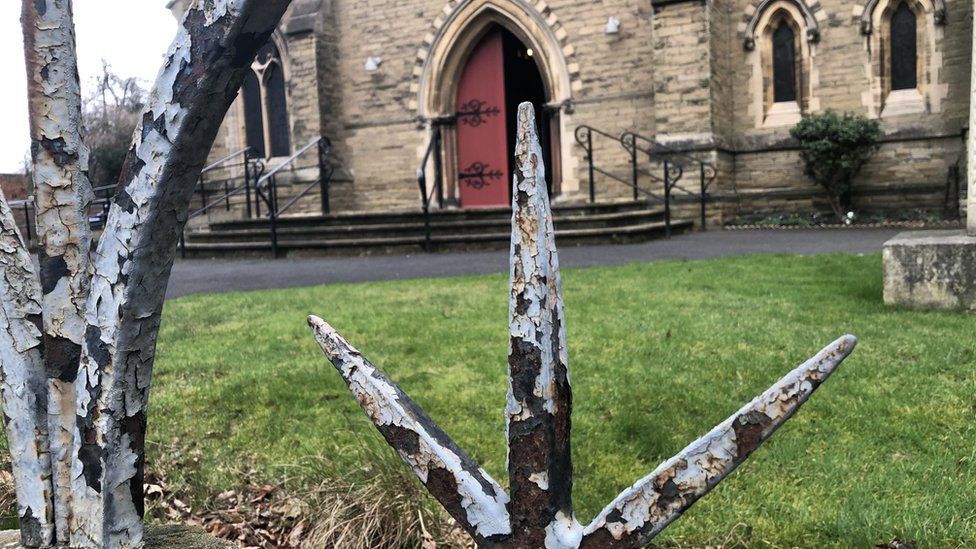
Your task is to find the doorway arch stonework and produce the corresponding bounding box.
[413,0,582,200]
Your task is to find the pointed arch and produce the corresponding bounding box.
[415,0,577,119]
[860,0,945,116]
[239,35,293,158]
[743,0,822,50]
[861,0,945,33]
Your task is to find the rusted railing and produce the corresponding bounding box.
[309,103,857,548]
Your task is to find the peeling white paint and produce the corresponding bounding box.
[582,335,857,546]
[304,103,857,548]
[0,194,55,547]
[63,1,293,547]
[309,316,512,540]
[23,0,95,541]
[545,511,584,549]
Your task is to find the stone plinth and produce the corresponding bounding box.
[883,230,976,310]
[0,525,233,548]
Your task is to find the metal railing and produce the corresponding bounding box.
[417,125,445,250]
[177,137,334,258]
[10,181,121,243]
[622,131,717,230]
[254,136,332,258]
[188,147,265,220]
[575,125,718,236]
[7,199,35,243]
[574,125,679,236]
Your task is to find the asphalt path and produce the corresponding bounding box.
[164,228,902,299]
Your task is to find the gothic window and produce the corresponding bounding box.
[772,21,798,103]
[242,71,266,158]
[889,2,918,91]
[243,41,291,158]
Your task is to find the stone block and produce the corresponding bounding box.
[883,230,976,310]
[0,526,234,549]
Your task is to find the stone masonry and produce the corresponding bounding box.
[882,0,975,311]
[170,0,973,221]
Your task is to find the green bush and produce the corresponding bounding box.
[790,110,881,219]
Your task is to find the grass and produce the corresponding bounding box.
[5,252,976,546]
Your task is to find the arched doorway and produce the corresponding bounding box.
[454,24,553,208]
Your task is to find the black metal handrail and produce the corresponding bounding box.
[275,139,334,217]
[190,148,263,219]
[622,131,717,229]
[575,125,679,236]
[178,138,334,258]
[417,125,445,250]
[253,136,332,258]
[7,199,35,243]
[202,148,252,175]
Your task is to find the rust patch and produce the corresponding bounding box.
[40,137,77,168]
[121,412,148,518]
[378,424,421,456]
[733,411,772,458]
[656,477,681,509]
[425,467,466,528]
[43,334,81,382]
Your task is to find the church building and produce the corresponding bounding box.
[168,0,972,224]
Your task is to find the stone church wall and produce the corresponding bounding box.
[179,0,973,221]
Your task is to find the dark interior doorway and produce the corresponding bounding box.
[500,28,553,193]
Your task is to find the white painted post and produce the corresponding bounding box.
[969,0,976,235]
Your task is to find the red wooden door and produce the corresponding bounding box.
[456,30,509,208]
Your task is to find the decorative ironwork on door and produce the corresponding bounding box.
[459,161,504,189]
[457,98,501,127]
[455,29,510,208]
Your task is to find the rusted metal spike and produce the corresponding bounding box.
[309,105,856,548]
[0,194,55,547]
[507,102,577,546]
[308,316,512,544]
[580,335,857,548]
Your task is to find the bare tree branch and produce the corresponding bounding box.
[67,1,292,546]
[0,195,54,548]
[506,103,576,546]
[21,0,94,541]
[308,316,512,545]
[579,335,857,548]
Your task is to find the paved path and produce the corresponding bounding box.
[166,228,901,299]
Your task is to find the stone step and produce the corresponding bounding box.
[208,199,660,231]
[180,219,694,258]
[188,208,668,243]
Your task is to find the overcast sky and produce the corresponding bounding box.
[0,1,178,173]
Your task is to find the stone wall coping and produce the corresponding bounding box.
[884,230,976,246]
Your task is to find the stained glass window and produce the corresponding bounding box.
[890,2,918,91]
[772,21,798,103]
[242,70,265,158]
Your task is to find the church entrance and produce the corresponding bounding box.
[454,25,552,208]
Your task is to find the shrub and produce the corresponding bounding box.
[790,110,881,219]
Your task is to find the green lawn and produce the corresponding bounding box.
[8,253,976,546]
